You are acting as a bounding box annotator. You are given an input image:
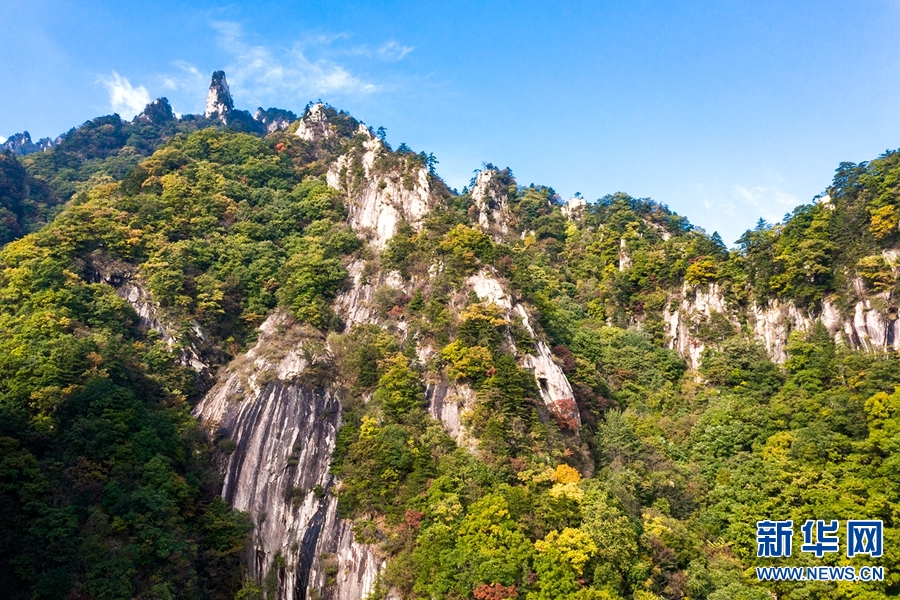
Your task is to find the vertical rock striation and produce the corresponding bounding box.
[193,314,382,600]
[663,281,900,366]
[662,283,738,368]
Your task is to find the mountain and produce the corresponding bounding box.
[0,131,58,156]
[0,71,898,600]
[1,79,298,227]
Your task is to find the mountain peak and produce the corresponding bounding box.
[136,98,175,125]
[0,131,57,156]
[204,70,234,122]
[295,103,332,142]
[254,107,298,133]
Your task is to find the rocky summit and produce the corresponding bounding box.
[0,130,57,156]
[205,70,235,123]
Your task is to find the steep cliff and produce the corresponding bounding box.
[184,109,589,599]
[471,168,511,240]
[326,131,431,248]
[466,269,579,429]
[194,313,381,600]
[663,278,900,367]
[185,106,442,599]
[205,71,235,123]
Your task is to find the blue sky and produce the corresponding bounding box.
[2,0,900,244]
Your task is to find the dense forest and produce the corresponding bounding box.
[1,80,899,600]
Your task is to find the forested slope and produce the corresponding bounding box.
[0,76,899,600]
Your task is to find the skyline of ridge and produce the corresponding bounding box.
[2,1,900,244]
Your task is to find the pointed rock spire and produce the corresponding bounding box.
[205,71,234,123]
[471,167,512,239]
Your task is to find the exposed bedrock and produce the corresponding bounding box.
[663,281,900,367]
[193,314,382,600]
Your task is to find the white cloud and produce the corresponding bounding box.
[0,136,6,144]
[101,71,151,117]
[210,21,377,105]
[377,40,414,61]
[161,60,206,92]
[341,39,414,61]
[733,185,802,225]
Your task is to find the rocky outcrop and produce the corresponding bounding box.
[663,282,900,366]
[746,299,814,363]
[136,98,175,125]
[0,131,57,156]
[83,256,209,374]
[326,128,431,249]
[844,294,900,353]
[117,281,208,374]
[618,238,631,271]
[471,169,510,239]
[426,380,479,450]
[562,196,587,220]
[205,71,234,123]
[193,313,381,600]
[750,294,899,361]
[334,259,407,328]
[296,104,432,248]
[255,107,298,133]
[662,283,738,368]
[202,70,298,133]
[466,269,580,429]
[296,103,334,143]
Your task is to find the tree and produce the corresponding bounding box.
[374,354,426,420]
[529,528,598,600]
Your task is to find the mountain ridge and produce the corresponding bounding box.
[0,70,898,600]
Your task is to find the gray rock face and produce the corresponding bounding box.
[193,314,381,600]
[205,70,235,123]
[0,131,56,156]
[471,169,510,240]
[190,261,586,599]
[662,282,738,368]
[117,281,208,374]
[325,129,432,249]
[663,281,900,367]
[562,196,587,220]
[295,103,333,143]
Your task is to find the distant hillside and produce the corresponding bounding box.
[1,72,298,244]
